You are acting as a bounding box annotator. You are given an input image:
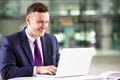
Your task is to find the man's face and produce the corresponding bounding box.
[26,12,49,38]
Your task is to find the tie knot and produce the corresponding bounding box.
[34,39,38,44]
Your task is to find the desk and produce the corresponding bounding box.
[8,75,104,80]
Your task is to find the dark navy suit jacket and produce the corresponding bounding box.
[0,28,60,80]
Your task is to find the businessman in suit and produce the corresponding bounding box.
[0,2,60,80]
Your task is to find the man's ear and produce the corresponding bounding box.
[25,16,31,25]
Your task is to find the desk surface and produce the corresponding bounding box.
[8,75,104,80]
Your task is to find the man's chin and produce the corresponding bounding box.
[39,33,45,37]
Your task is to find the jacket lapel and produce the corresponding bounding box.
[41,36,49,66]
[20,29,34,66]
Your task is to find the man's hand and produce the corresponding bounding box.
[36,65,57,75]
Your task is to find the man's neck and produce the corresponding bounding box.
[27,27,39,39]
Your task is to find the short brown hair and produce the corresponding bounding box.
[26,2,49,15]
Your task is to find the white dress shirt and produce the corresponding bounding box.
[25,28,44,75]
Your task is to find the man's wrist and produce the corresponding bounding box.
[36,66,42,74]
[36,66,39,74]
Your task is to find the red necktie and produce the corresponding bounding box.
[34,39,43,66]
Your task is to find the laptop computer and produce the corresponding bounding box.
[36,47,95,78]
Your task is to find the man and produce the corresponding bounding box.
[0,2,60,80]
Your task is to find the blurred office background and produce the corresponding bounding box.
[0,0,120,76]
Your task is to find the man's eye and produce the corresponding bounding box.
[46,21,49,23]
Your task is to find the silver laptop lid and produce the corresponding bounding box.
[56,47,95,77]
